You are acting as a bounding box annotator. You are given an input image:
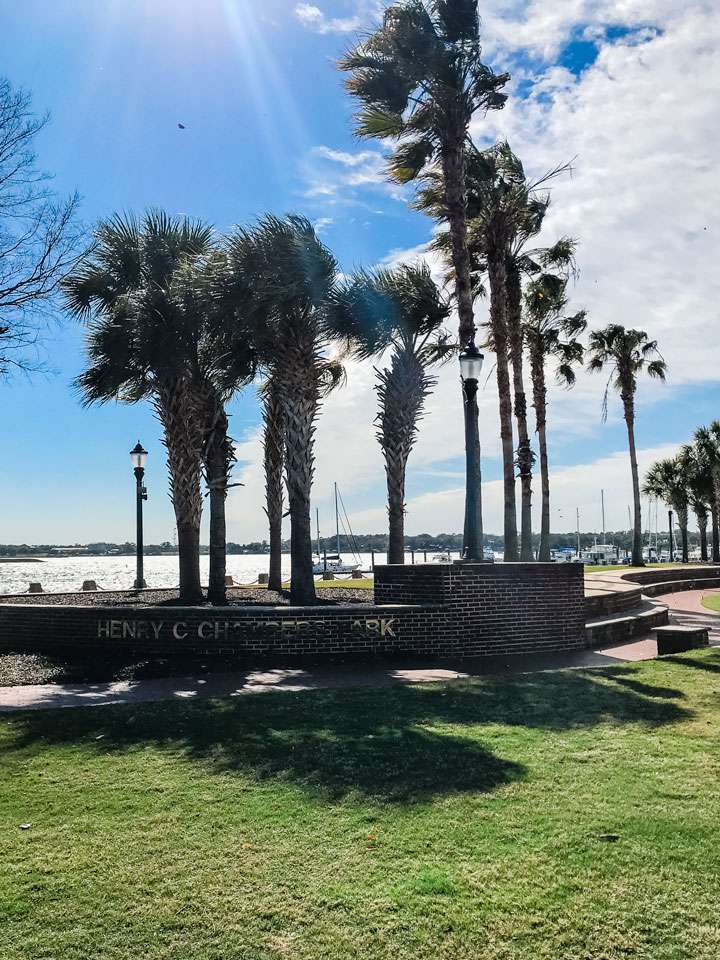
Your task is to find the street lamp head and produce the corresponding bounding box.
[130,441,148,470]
[459,342,484,382]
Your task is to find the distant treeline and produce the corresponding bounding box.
[0,528,698,558]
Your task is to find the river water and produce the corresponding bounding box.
[0,551,463,596]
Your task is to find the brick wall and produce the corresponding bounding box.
[0,601,450,660]
[0,562,586,661]
[623,566,720,586]
[376,561,586,656]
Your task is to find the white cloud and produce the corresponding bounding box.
[302,144,406,203]
[346,442,683,537]
[471,4,720,389]
[294,2,365,34]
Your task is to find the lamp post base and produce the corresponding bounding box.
[133,579,148,590]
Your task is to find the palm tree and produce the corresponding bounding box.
[223,216,340,605]
[261,374,285,592]
[415,143,571,560]
[414,146,518,557]
[588,324,667,566]
[64,211,214,602]
[327,263,452,563]
[169,254,256,605]
[339,0,508,349]
[643,457,689,563]
[693,423,720,563]
[681,442,713,562]
[523,271,586,561]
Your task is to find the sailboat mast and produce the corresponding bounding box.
[316,507,321,558]
[334,482,340,556]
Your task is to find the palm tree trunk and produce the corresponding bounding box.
[696,507,708,562]
[177,521,201,599]
[277,333,319,605]
[441,133,475,349]
[487,248,518,561]
[506,264,533,560]
[156,380,203,603]
[713,479,720,563]
[204,404,233,606]
[529,344,550,561]
[376,350,432,565]
[678,505,689,563]
[387,480,405,564]
[262,379,285,592]
[622,388,644,566]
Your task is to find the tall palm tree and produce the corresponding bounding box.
[693,423,720,563]
[523,271,586,561]
[223,216,340,605]
[414,146,517,557]
[327,263,452,563]
[339,0,508,350]
[643,456,689,563]
[681,442,712,562]
[415,143,571,559]
[169,254,256,605]
[588,324,667,566]
[64,211,214,602]
[261,374,285,592]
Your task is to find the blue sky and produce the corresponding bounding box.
[1,0,719,544]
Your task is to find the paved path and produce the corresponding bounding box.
[3,589,719,713]
[0,646,651,713]
[655,587,720,640]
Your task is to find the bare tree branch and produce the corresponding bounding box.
[0,77,84,377]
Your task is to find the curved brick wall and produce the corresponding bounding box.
[0,562,587,661]
[0,602,448,660]
[622,565,720,586]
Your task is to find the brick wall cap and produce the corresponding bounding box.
[0,600,442,615]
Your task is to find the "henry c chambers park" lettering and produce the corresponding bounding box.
[96,616,398,641]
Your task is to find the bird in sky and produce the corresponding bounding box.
[177,122,186,129]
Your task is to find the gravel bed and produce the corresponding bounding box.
[0,651,270,687]
[0,586,374,607]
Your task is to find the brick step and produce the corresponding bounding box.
[585,599,669,648]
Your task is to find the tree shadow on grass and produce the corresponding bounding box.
[597,669,687,700]
[662,649,720,674]
[2,664,691,803]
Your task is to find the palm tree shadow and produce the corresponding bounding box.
[597,669,686,700]
[662,650,720,674]
[4,665,691,803]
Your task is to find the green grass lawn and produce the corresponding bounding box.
[584,563,679,574]
[2,652,720,959]
[237,579,374,590]
[701,594,720,612]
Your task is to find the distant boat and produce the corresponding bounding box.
[313,484,362,576]
[312,554,358,575]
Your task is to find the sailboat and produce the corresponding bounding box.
[313,483,360,575]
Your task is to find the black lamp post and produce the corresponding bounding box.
[459,342,484,562]
[130,442,148,589]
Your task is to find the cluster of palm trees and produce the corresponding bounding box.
[339,0,666,567]
[63,212,457,605]
[64,1,672,605]
[644,422,720,565]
